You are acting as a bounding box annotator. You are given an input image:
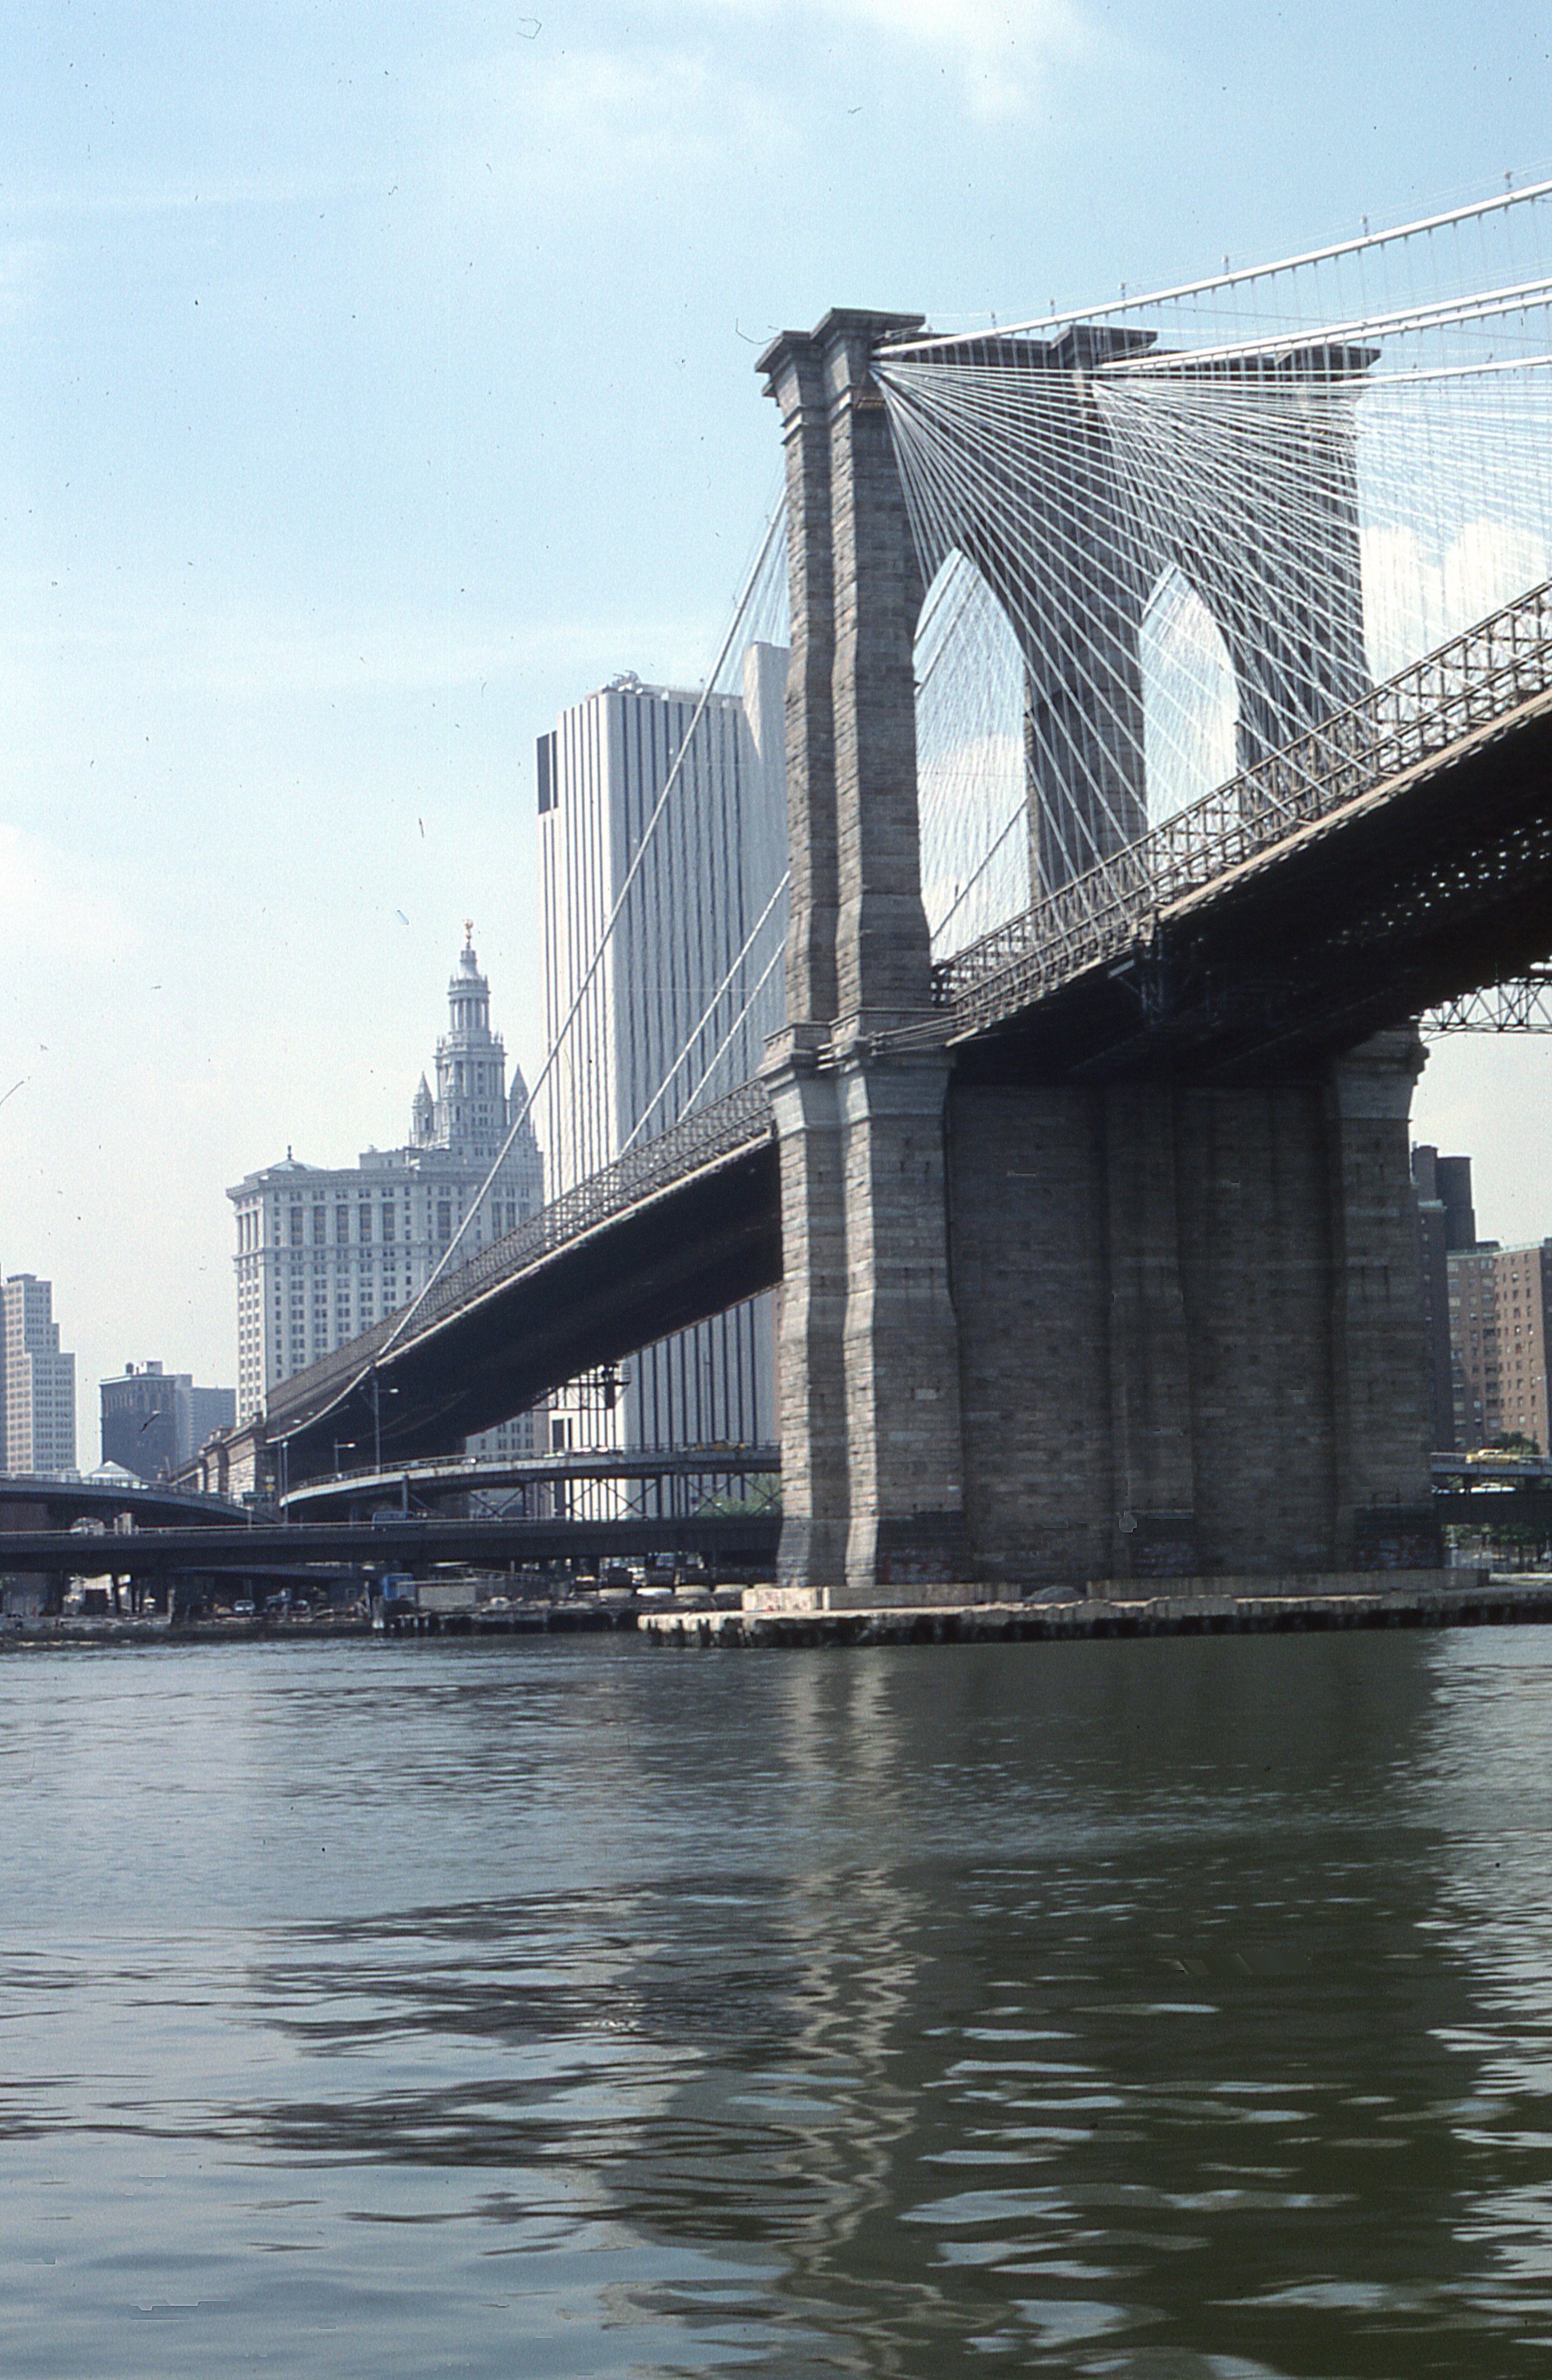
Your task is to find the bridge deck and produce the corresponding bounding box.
[267,1084,779,1468]
[2,1514,782,1577]
[938,579,1552,1070]
[266,583,1552,1477]
[0,1474,248,1530]
[283,1443,781,1516]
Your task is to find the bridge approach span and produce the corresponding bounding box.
[267,1086,779,1480]
[0,1474,248,1532]
[283,1444,781,1519]
[3,1513,781,1579]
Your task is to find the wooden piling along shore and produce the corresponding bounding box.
[641,1572,1552,1647]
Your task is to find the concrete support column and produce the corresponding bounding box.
[760,307,966,1594]
[1326,1026,1438,1565]
[821,317,932,1027]
[1101,1084,1198,1575]
[839,1049,967,1593]
[761,1029,849,1588]
[764,335,840,1030]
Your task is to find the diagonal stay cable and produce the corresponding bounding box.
[270,501,788,1447]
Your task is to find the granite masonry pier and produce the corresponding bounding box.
[754,307,1438,1607]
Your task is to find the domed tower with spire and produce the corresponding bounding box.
[228,919,545,1443]
[427,924,509,1165]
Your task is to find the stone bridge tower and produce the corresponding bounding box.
[758,309,1436,1602]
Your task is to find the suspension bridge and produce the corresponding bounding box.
[262,181,1552,1600]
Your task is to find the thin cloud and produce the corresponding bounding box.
[454,41,791,201]
[1363,518,1550,677]
[0,581,727,704]
[695,0,1097,115]
[0,823,139,966]
[0,237,52,322]
[1,174,362,220]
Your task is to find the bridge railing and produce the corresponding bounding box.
[934,578,1552,1031]
[269,1081,774,1424]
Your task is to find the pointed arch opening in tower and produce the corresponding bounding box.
[1139,564,1239,827]
[914,550,1031,963]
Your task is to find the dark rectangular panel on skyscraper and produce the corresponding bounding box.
[1436,1156,1477,1251]
[100,1372,179,1481]
[536,734,555,815]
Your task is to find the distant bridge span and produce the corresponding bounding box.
[267,1090,779,1478]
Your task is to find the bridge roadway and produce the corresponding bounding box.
[0,1513,782,1580]
[944,582,1552,1079]
[281,1444,781,1518]
[269,1086,780,1478]
[5,1482,1539,1580]
[0,1473,247,1532]
[266,583,1552,1482]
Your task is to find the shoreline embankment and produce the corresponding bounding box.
[7,1567,1552,1649]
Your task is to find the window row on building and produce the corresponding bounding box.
[228,934,545,1456]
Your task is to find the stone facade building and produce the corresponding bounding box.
[227,933,544,1455]
[1449,1238,1552,1452]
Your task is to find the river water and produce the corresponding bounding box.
[3,1629,1552,2376]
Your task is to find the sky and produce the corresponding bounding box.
[4,0,1552,1457]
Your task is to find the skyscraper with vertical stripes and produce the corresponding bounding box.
[537,645,788,1455]
[2,1274,76,1476]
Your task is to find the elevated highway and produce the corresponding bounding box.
[0,1473,248,1532]
[0,1512,781,1580]
[282,1444,781,1519]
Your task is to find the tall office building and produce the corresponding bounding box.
[1412,1145,1478,1451]
[2,1275,76,1476]
[537,647,788,1453]
[100,1363,236,1482]
[228,932,545,1451]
